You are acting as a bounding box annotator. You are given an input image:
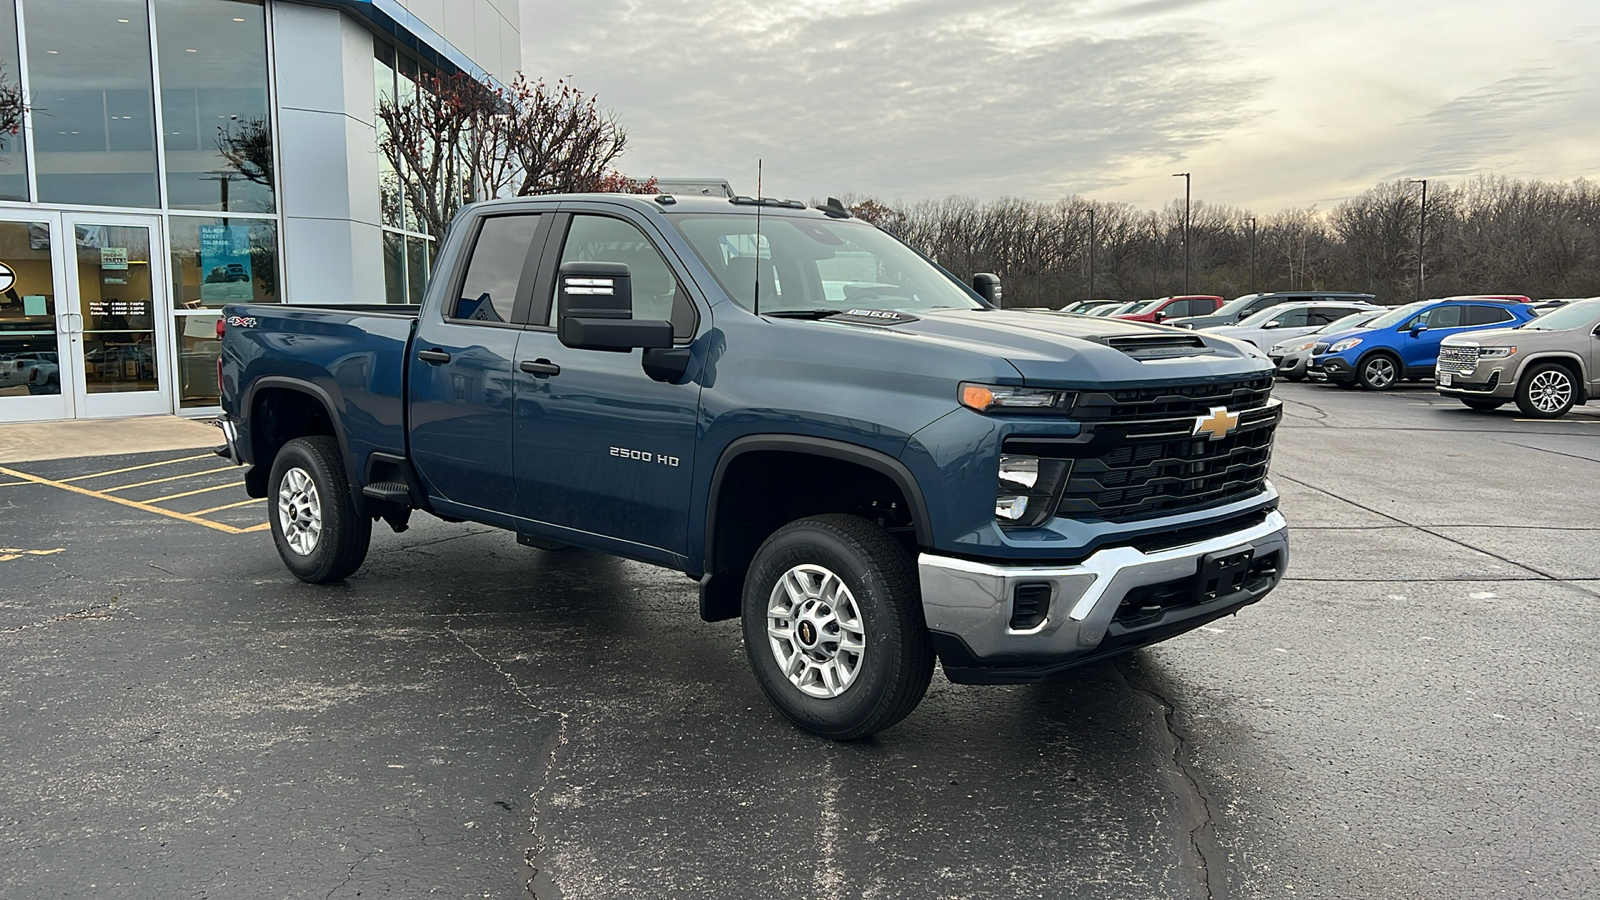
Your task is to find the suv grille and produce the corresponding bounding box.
[1013,376,1281,523]
[1437,345,1479,374]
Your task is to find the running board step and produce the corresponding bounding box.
[362,481,411,503]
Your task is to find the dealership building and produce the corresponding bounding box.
[0,0,521,423]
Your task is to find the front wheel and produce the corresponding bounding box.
[1516,363,1578,418]
[1356,353,1401,390]
[268,436,371,583]
[741,514,933,740]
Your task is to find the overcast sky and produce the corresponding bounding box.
[520,0,1600,214]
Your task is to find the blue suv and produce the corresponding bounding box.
[1308,298,1539,390]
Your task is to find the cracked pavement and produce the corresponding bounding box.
[1,381,1597,898]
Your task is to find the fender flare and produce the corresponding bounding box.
[703,434,934,572]
[242,376,362,507]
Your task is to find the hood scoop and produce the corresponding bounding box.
[1097,333,1211,360]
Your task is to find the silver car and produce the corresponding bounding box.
[1436,297,1600,417]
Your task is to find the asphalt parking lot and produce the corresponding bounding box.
[2,382,1597,899]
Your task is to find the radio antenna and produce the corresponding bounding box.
[753,158,763,316]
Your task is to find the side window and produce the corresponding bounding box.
[1465,305,1514,326]
[1421,305,1463,328]
[452,215,543,323]
[549,215,695,339]
[1307,307,1344,326]
[1270,309,1311,328]
[1162,299,1190,318]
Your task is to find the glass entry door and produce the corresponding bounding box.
[0,213,71,422]
[60,213,171,418]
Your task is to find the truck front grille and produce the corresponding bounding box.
[1011,376,1281,523]
[1437,345,1479,374]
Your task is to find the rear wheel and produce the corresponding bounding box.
[269,436,371,583]
[1460,399,1504,411]
[1516,363,1577,418]
[1357,353,1401,390]
[741,514,933,740]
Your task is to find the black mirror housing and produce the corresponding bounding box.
[557,261,674,351]
[972,273,1002,306]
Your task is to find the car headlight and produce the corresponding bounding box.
[995,455,1071,527]
[960,383,1075,413]
[1329,338,1363,353]
[1478,346,1515,358]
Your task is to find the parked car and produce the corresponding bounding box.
[1269,310,1385,381]
[1308,298,1540,390]
[1112,294,1223,324]
[1166,291,1379,330]
[1060,299,1125,315]
[218,192,1289,740]
[0,351,57,389]
[1087,301,1140,316]
[1209,300,1382,350]
[1435,297,1600,417]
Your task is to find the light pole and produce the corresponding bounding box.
[1172,172,1190,294]
[1409,178,1427,301]
[1086,205,1096,298]
[1245,215,1257,292]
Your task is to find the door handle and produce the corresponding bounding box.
[417,349,451,364]
[519,359,561,377]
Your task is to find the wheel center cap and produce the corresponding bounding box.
[796,619,819,647]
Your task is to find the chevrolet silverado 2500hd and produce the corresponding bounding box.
[218,193,1288,739]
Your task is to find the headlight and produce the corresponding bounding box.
[1478,346,1515,358]
[1329,338,1363,353]
[960,383,1074,413]
[995,455,1071,527]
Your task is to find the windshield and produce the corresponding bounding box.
[1316,311,1380,334]
[1522,298,1600,330]
[1365,301,1430,330]
[670,215,982,314]
[1093,302,1136,316]
[1127,299,1164,313]
[1213,293,1265,316]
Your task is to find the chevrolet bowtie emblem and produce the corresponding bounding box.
[1193,406,1239,440]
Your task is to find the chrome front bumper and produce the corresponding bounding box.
[918,510,1289,683]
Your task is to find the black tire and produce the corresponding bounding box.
[1356,352,1401,390]
[1460,399,1505,411]
[741,514,934,740]
[1515,362,1578,418]
[268,436,371,583]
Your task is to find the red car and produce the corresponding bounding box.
[1115,295,1224,324]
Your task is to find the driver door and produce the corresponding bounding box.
[1399,304,1468,372]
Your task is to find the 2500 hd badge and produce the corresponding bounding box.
[610,446,681,467]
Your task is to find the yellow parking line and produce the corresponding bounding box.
[60,453,214,482]
[145,481,242,503]
[240,522,271,533]
[103,465,236,493]
[0,480,28,487]
[0,464,260,535]
[192,498,260,516]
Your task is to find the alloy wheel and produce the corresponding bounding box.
[766,564,867,699]
[1528,369,1573,413]
[277,467,323,556]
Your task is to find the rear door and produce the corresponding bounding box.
[511,209,704,560]
[407,213,550,514]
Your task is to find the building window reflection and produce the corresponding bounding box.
[168,215,276,409]
[155,0,273,213]
[23,0,160,208]
[0,0,27,202]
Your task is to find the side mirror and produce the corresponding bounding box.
[557,261,673,352]
[972,273,1002,306]
[1261,321,1280,329]
[1410,324,1428,336]
[1153,311,1166,322]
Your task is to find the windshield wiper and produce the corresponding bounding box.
[764,309,846,319]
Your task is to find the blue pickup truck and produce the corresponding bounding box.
[217,193,1289,739]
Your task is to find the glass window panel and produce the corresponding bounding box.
[23,0,160,208]
[0,221,58,396]
[173,311,219,407]
[383,230,405,304]
[76,224,158,393]
[455,216,541,322]
[406,235,429,304]
[155,0,272,213]
[374,41,403,229]
[168,215,278,308]
[0,0,26,201]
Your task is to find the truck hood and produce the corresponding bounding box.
[817,307,1272,386]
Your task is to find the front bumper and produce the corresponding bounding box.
[1307,355,1354,382]
[1435,367,1514,399]
[918,510,1289,683]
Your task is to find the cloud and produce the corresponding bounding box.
[523,0,1260,201]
